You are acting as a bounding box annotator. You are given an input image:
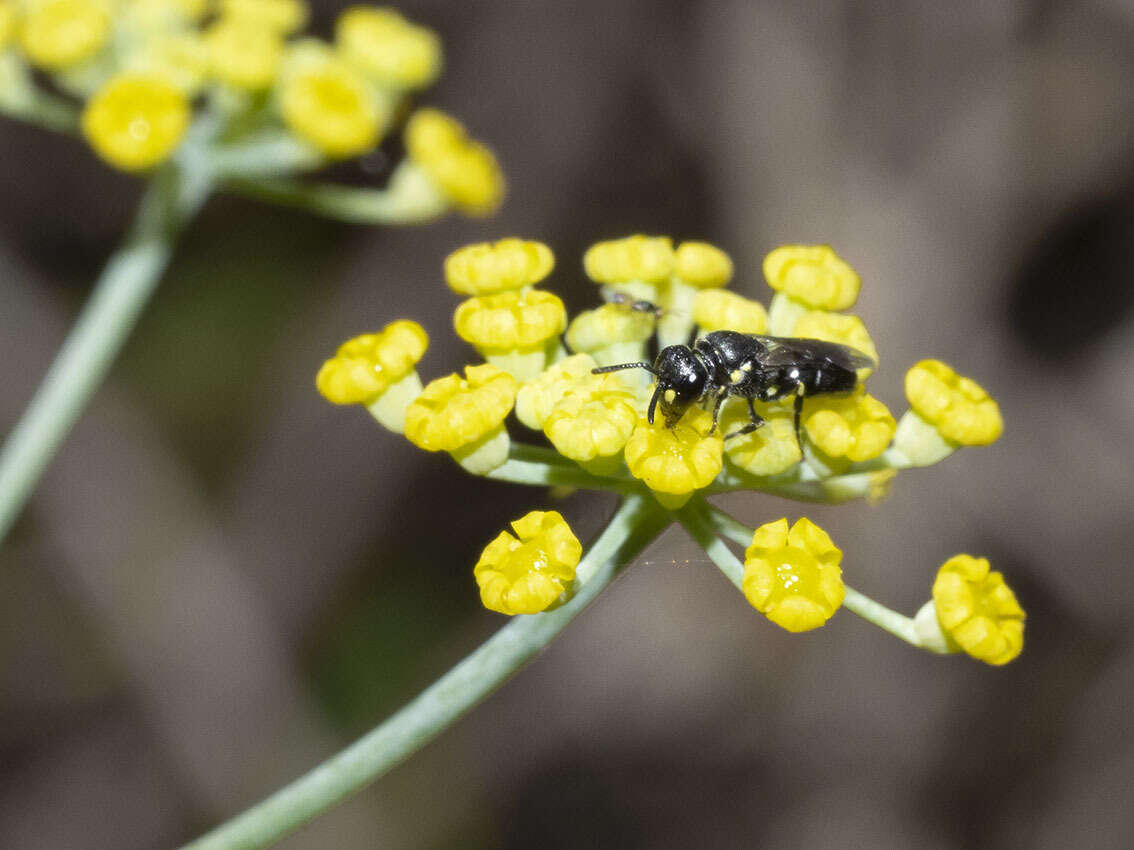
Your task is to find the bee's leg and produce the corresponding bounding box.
[708,388,729,434]
[793,386,806,449]
[723,397,765,441]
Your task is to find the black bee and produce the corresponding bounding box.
[593,330,875,445]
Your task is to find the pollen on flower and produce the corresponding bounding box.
[803,388,896,462]
[336,5,441,90]
[763,245,861,311]
[404,363,515,453]
[316,320,428,406]
[81,73,190,171]
[583,235,674,285]
[932,554,1025,665]
[514,353,597,430]
[742,517,845,632]
[623,407,723,508]
[205,16,283,90]
[280,53,386,158]
[405,107,503,216]
[20,0,110,70]
[444,239,555,296]
[474,510,582,615]
[673,241,733,288]
[693,289,768,335]
[719,401,800,476]
[792,311,878,375]
[905,359,1002,446]
[543,374,638,465]
[220,0,308,33]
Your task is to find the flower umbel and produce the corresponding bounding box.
[317,235,1021,668]
[474,510,582,615]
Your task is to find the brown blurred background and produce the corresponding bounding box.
[3,0,1134,847]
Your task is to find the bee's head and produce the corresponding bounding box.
[649,346,708,428]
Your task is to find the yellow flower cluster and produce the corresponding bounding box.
[5,0,503,207]
[316,237,1020,647]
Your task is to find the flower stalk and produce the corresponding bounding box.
[180,493,670,850]
[0,151,213,541]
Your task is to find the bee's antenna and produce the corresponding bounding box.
[591,362,657,375]
[647,385,661,424]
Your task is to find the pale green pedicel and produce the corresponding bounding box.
[179,494,670,850]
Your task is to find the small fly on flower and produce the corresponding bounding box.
[594,331,875,445]
[602,289,666,318]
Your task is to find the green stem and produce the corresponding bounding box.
[839,587,920,647]
[222,160,451,225]
[703,505,923,647]
[208,131,324,177]
[485,458,639,494]
[179,494,669,850]
[672,498,744,589]
[0,157,212,544]
[0,89,79,133]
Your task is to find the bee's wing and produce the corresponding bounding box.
[757,336,876,370]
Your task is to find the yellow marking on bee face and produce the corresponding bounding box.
[740,362,753,372]
[730,369,744,384]
[664,389,676,403]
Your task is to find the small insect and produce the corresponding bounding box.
[593,330,875,446]
[602,290,665,318]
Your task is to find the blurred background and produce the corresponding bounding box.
[3,0,1134,847]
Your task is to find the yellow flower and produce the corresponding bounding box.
[117,0,206,38]
[623,407,723,508]
[219,0,307,33]
[803,388,895,462]
[742,517,845,632]
[673,241,733,288]
[404,108,504,216]
[514,353,597,430]
[205,17,283,90]
[904,359,1002,446]
[404,363,516,473]
[0,2,20,48]
[543,374,638,468]
[453,288,567,381]
[763,245,860,311]
[280,53,386,158]
[931,555,1025,665]
[792,311,878,377]
[315,319,427,432]
[336,5,441,90]
[658,240,733,346]
[123,33,210,96]
[444,239,555,296]
[474,510,582,615]
[20,0,110,70]
[565,303,655,369]
[693,289,768,335]
[81,73,190,172]
[719,401,800,476]
[583,235,674,286]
